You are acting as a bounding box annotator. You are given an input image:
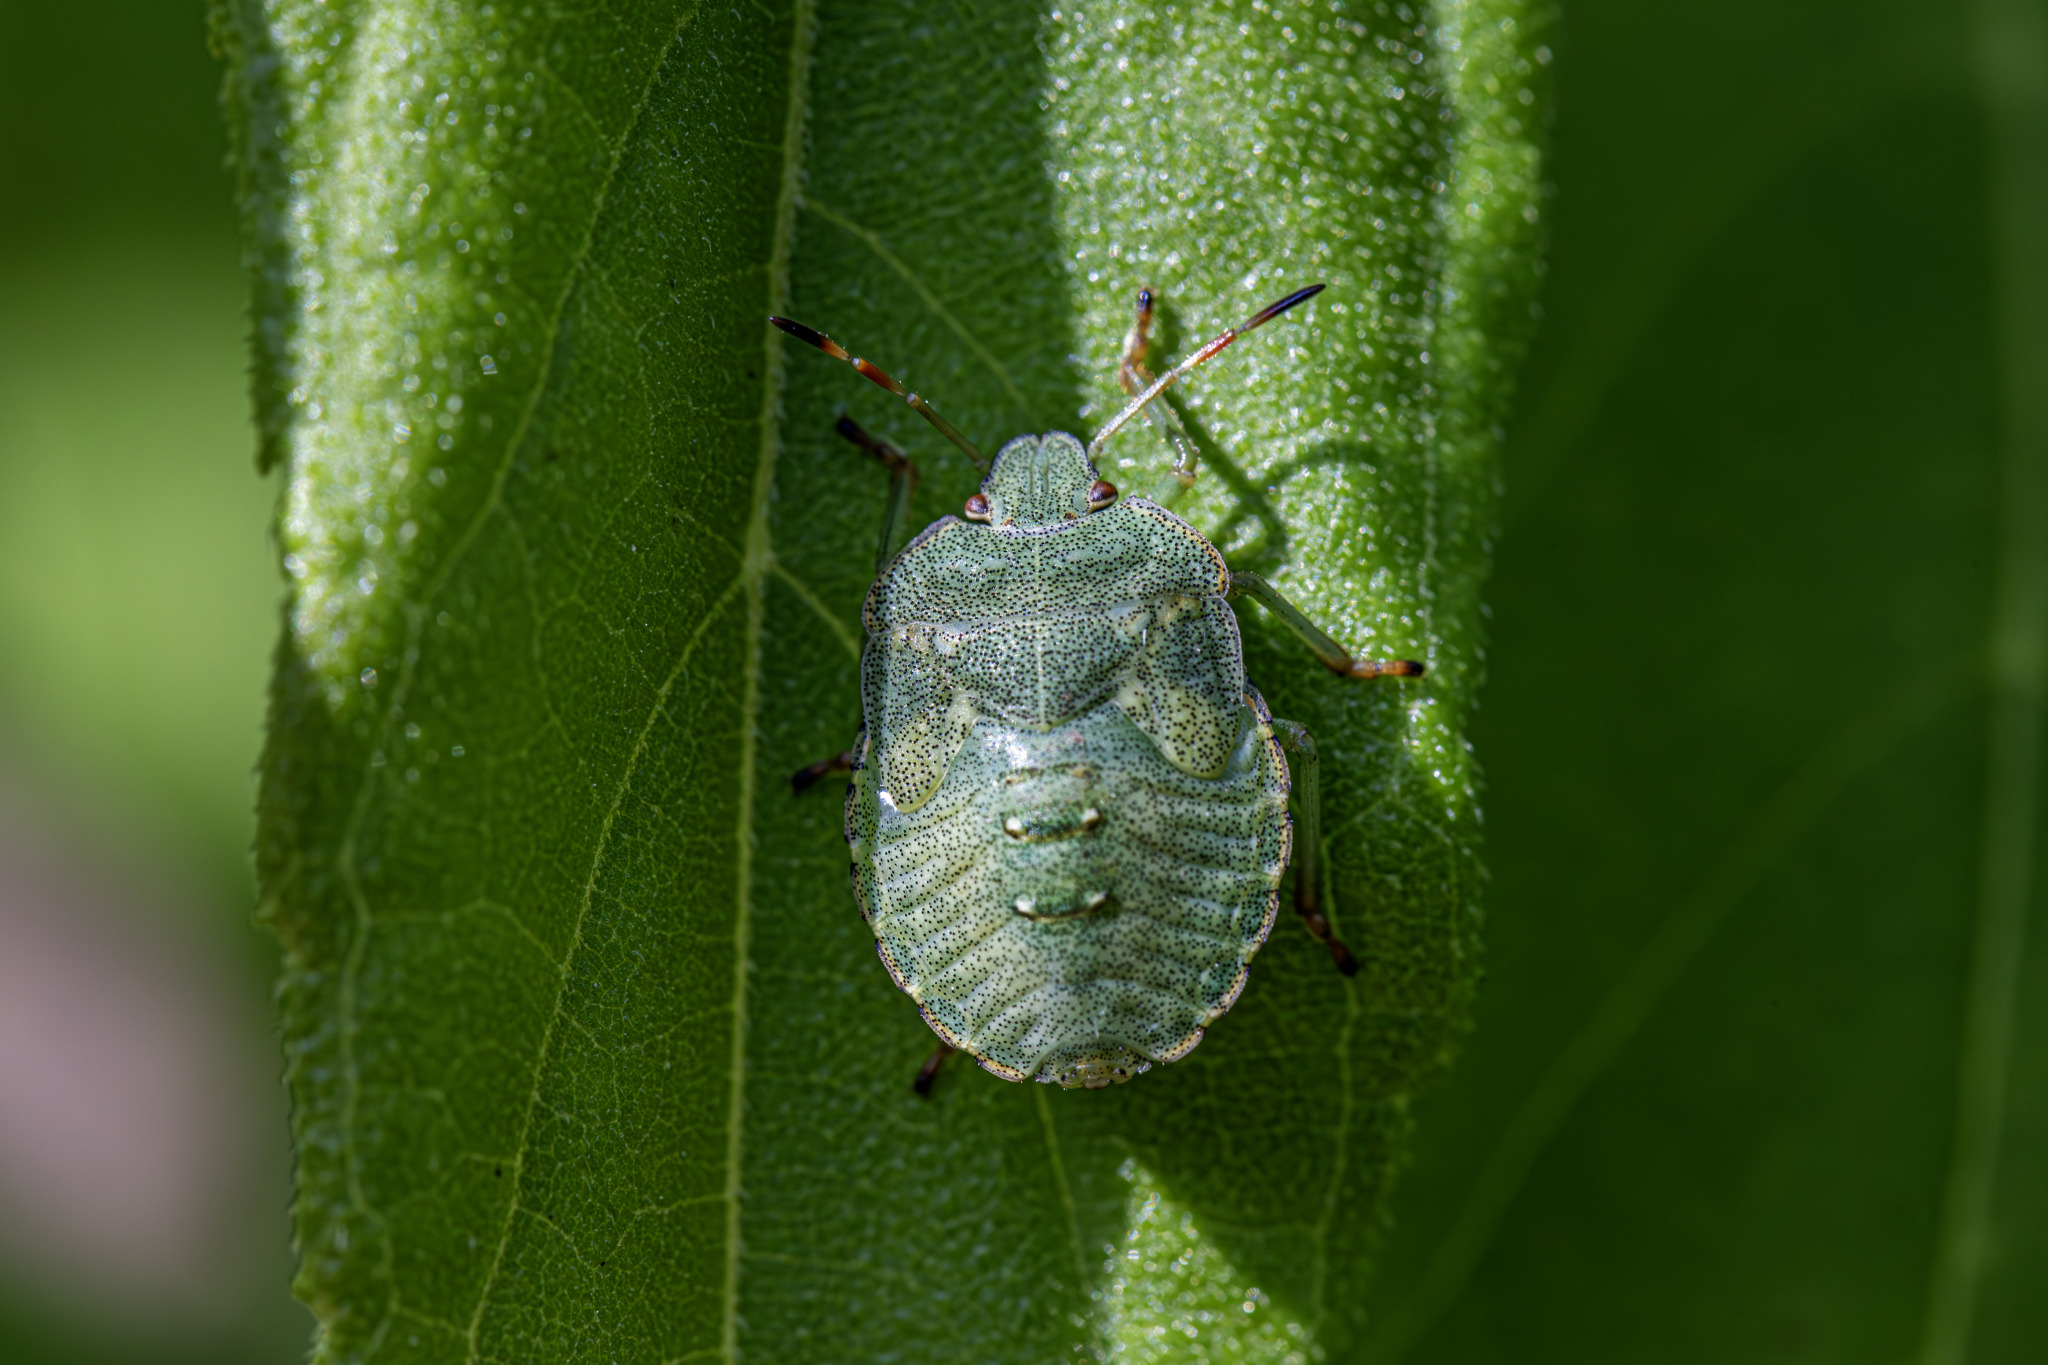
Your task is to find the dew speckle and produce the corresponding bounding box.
[1093,1160,1318,1363]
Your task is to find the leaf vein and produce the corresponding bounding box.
[425,3,709,604]
[459,573,745,1361]
[1033,1086,1091,1296]
[768,559,862,663]
[804,196,1034,425]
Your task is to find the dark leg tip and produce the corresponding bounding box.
[1330,939,1360,976]
[791,750,856,796]
[1344,658,1428,680]
[912,1043,955,1097]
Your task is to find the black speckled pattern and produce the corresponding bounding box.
[844,433,1292,1088]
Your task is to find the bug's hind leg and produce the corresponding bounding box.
[912,1043,958,1097]
[1272,719,1359,977]
[1115,289,1203,493]
[834,415,921,575]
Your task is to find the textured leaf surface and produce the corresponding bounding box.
[223,1,1542,1359]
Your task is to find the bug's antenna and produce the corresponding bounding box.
[1086,284,1326,460]
[769,316,987,470]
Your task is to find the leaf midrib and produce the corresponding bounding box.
[725,5,818,1360]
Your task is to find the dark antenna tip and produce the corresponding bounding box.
[773,315,986,469]
[1086,282,1331,458]
[1243,282,1327,331]
[768,315,830,351]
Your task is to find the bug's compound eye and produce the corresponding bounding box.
[1086,479,1119,512]
[963,492,993,522]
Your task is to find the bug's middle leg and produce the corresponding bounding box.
[1230,572,1427,680]
[1271,718,1359,976]
[790,750,855,794]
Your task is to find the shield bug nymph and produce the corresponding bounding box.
[775,286,1422,1091]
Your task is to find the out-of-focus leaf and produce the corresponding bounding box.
[1359,1,2048,1362]
[0,243,278,883]
[220,2,1543,1359]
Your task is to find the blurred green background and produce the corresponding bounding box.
[1364,1,2048,1362]
[0,1,2040,1363]
[0,0,304,1360]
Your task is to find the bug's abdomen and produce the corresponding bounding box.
[846,691,1289,1088]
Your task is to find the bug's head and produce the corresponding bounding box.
[967,433,1118,529]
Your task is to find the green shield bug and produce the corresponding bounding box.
[774,286,1422,1091]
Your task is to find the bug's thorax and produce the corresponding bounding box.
[862,430,1229,636]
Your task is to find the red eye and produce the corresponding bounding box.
[1086,480,1118,511]
[963,493,992,522]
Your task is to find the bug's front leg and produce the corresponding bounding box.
[790,416,919,794]
[1116,288,1203,492]
[1271,719,1358,976]
[834,415,921,576]
[1229,572,1426,680]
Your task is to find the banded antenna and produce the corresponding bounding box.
[769,316,987,470]
[1086,283,1325,460]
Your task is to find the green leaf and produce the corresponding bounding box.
[221,1,1542,1359]
[1356,1,2048,1361]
